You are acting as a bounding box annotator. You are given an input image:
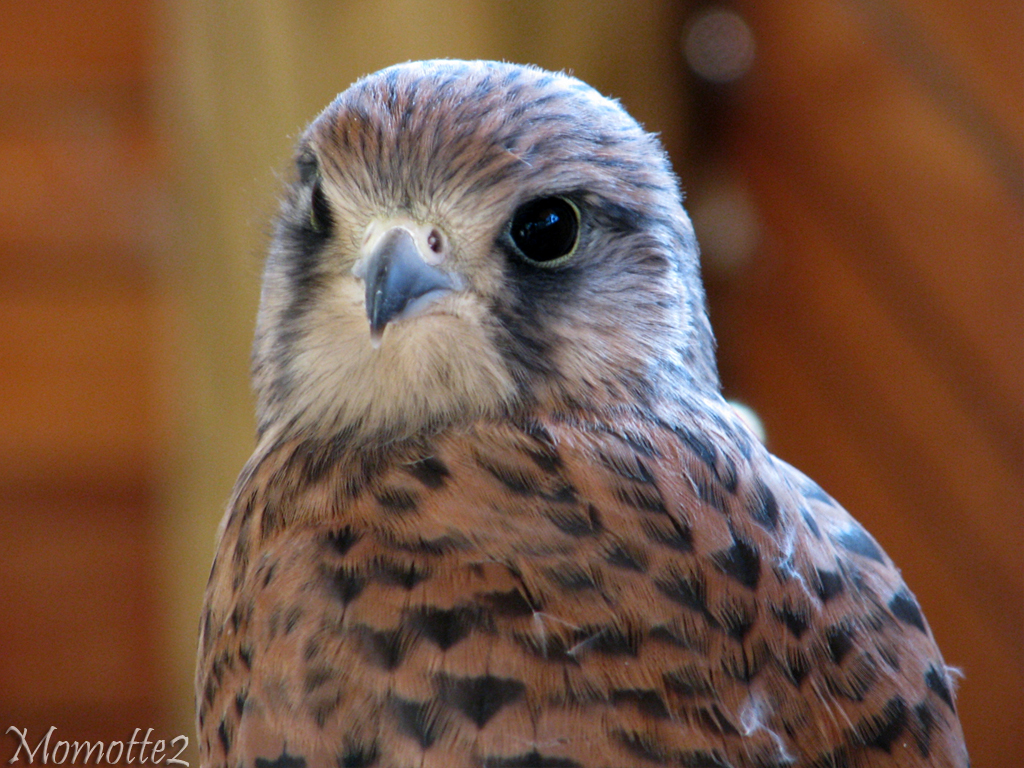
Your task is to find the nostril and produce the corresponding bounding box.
[427,229,443,254]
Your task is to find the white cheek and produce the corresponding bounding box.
[332,276,365,311]
[283,279,516,439]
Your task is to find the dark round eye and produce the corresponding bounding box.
[509,197,579,264]
[309,176,333,233]
[295,149,332,234]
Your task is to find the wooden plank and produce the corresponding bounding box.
[0,494,158,711]
[885,0,1023,143]
[0,135,162,286]
[736,0,1023,411]
[0,133,161,249]
[0,289,157,490]
[0,82,151,138]
[0,1,152,86]
[0,241,152,292]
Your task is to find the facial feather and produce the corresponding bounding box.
[252,60,717,444]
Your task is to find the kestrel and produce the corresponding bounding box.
[197,60,969,768]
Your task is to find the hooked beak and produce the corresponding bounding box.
[354,225,456,343]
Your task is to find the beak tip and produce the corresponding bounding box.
[368,309,386,347]
[360,226,453,338]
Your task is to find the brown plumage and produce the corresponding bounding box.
[197,60,968,768]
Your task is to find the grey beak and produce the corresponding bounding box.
[363,227,454,338]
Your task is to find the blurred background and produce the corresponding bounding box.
[0,1,1019,765]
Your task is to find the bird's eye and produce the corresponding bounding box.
[296,149,332,235]
[509,197,579,265]
[309,177,333,234]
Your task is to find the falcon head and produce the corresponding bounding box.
[253,60,717,443]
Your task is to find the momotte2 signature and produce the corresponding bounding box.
[6,728,189,766]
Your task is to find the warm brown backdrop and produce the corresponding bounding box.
[0,2,1018,766]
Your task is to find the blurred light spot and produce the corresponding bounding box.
[690,173,760,276]
[684,7,756,83]
[728,400,766,443]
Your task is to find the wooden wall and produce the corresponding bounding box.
[0,0,168,746]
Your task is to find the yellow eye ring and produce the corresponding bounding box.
[509,196,580,267]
